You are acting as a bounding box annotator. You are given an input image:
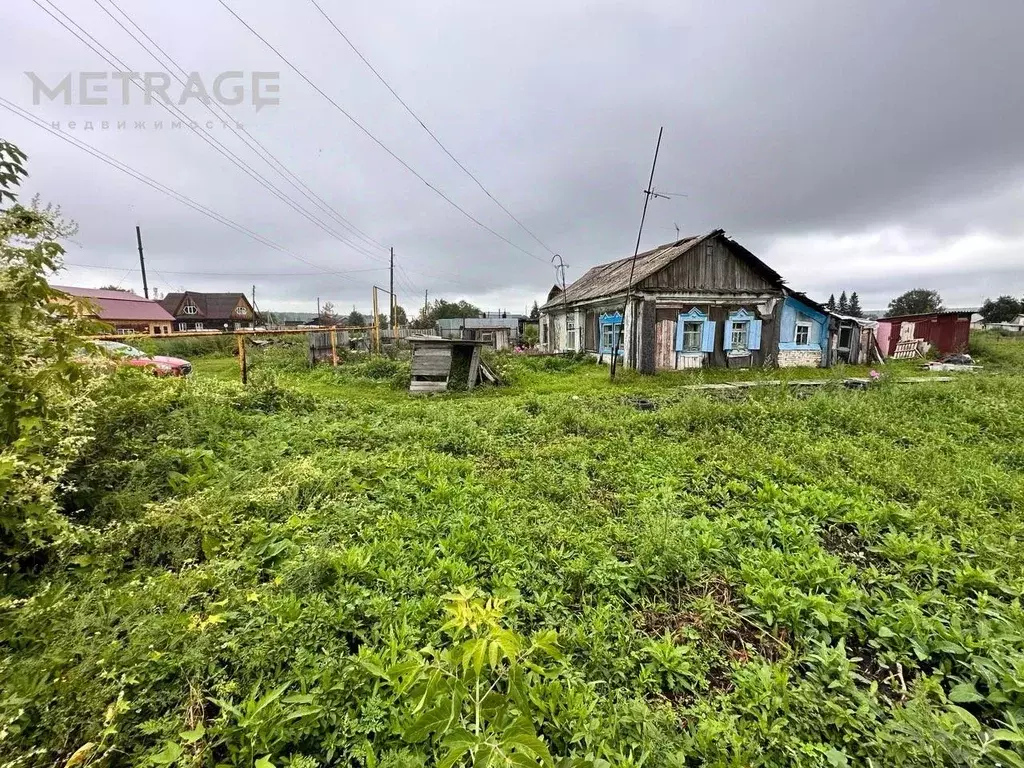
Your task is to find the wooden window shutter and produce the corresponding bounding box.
[701,320,717,353]
[749,319,763,350]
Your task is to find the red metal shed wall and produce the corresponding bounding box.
[878,315,970,356]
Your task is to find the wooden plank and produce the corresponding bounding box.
[410,380,448,393]
[411,350,452,360]
[412,361,452,376]
[479,361,499,384]
[467,346,481,390]
[637,299,656,374]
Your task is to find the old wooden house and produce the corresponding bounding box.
[538,229,833,370]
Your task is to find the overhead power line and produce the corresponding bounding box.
[64,261,389,277]
[307,0,557,258]
[92,0,389,260]
[0,97,366,279]
[32,0,387,267]
[216,0,551,266]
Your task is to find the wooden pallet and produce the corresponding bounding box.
[891,339,923,359]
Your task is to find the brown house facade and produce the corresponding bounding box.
[159,292,257,332]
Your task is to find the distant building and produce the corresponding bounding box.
[159,291,256,332]
[53,285,174,335]
[264,311,318,328]
[436,315,527,348]
[982,313,1024,333]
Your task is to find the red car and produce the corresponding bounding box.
[94,340,192,377]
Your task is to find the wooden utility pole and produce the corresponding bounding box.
[317,297,321,321]
[135,225,149,299]
[611,126,664,380]
[237,334,247,384]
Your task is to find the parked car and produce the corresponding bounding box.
[93,340,192,376]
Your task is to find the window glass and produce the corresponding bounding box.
[731,321,749,349]
[601,322,622,351]
[683,321,702,352]
[796,323,810,345]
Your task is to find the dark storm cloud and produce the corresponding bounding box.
[3,0,1023,312]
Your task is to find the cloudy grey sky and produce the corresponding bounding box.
[3,0,1023,314]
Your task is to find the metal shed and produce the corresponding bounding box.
[876,312,972,357]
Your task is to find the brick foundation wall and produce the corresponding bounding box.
[778,349,823,368]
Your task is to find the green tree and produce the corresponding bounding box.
[1,140,98,558]
[98,285,135,293]
[412,299,484,329]
[529,300,540,321]
[886,289,943,317]
[391,304,408,326]
[838,291,849,314]
[345,307,366,327]
[979,295,1022,323]
[319,301,338,325]
[848,292,863,318]
[826,294,836,312]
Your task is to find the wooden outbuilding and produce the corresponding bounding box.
[828,314,884,364]
[408,336,488,394]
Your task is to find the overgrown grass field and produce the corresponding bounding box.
[3,334,1024,767]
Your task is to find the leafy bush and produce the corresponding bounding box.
[0,141,99,565]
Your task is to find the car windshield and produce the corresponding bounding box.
[95,341,147,358]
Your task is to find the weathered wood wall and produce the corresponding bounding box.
[636,299,656,374]
[584,310,597,351]
[652,305,779,370]
[411,344,452,378]
[639,237,776,293]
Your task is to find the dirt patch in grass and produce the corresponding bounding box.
[819,522,875,567]
[641,578,790,695]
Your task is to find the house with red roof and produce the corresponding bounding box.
[53,285,175,336]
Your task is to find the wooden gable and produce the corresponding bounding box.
[231,296,253,319]
[638,235,779,293]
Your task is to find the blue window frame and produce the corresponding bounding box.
[723,308,762,352]
[674,307,717,353]
[599,312,623,354]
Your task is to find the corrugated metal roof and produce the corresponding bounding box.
[878,311,973,323]
[539,229,784,310]
[54,285,175,322]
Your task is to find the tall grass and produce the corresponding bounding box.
[3,342,1024,766]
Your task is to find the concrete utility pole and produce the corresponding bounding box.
[135,225,149,299]
[390,247,395,326]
